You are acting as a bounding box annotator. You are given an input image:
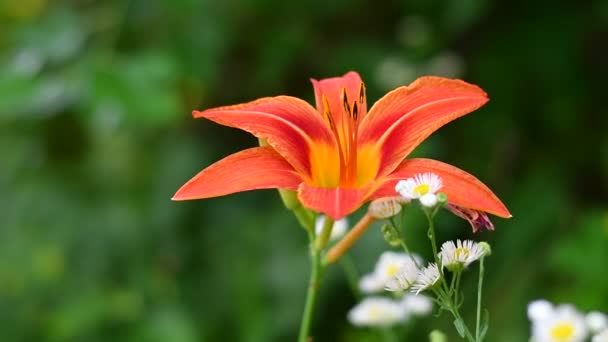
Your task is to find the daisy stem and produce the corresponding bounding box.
[454,270,462,306]
[389,217,421,269]
[424,210,440,267]
[450,308,476,342]
[475,256,485,341]
[340,256,361,299]
[299,222,328,342]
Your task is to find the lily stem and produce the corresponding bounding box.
[299,217,332,342]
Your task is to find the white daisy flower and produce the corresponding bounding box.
[411,263,441,294]
[592,329,608,342]
[395,172,442,207]
[347,297,408,327]
[400,293,433,316]
[528,299,555,322]
[385,258,419,292]
[587,312,608,334]
[531,304,588,342]
[315,215,348,241]
[440,239,486,271]
[359,251,422,293]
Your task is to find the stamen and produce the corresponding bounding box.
[322,95,336,131]
[359,82,366,104]
[352,101,359,121]
[342,88,351,114]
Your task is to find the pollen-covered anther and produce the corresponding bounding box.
[359,82,366,104]
[342,88,351,114]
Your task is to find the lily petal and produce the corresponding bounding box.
[298,183,370,220]
[173,146,302,200]
[372,158,511,218]
[193,96,337,182]
[311,71,367,119]
[358,77,488,178]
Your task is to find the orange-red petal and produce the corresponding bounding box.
[173,146,302,200]
[193,96,336,181]
[311,71,366,117]
[297,183,370,220]
[358,77,489,179]
[371,158,511,218]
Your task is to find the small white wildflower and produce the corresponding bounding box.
[593,329,608,342]
[531,304,588,342]
[315,215,348,241]
[395,173,442,208]
[440,239,486,271]
[385,258,419,292]
[587,312,608,334]
[347,297,408,327]
[400,293,433,316]
[359,251,422,293]
[528,299,555,322]
[411,263,441,295]
[419,193,438,207]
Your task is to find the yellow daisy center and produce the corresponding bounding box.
[386,264,400,278]
[413,184,430,196]
[550,322,574,341]
[368,306,381,320]
[455,247,470,259]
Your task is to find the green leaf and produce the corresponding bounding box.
[453,317,466,338]
[480,309,490,341]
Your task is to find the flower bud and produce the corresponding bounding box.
[381,224,402,246]
[429,330,447,342]
[478,241,492,256]
[369,197,402,219]
[436,192,448,204]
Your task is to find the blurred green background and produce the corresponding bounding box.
[1,0,607,341]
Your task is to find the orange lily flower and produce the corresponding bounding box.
[173,72,510,221]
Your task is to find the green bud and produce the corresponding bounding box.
[381,224,402,246]
[478,241,492,256]
[429,330,447,342]
[436,192,448,204]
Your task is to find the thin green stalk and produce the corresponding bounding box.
[424,211,440,267]
[476,256,485,341]
[298,227,326,342]
[315,217,334,251]
[450,309,476,342]
[340,256,361,299]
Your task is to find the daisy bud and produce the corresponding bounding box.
[478,241,492,256]
[381,224,402,247]
[369,197,403,219]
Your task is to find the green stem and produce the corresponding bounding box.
[450,309,476,342]
[476,256,485,341]
[425,210,440,267]
[340,256,361,300]
[299,229,324,342]
[315,217,334,251]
